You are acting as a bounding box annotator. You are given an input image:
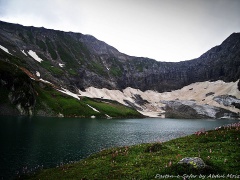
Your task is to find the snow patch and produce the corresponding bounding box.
[28,50,43,63]
[36,71,40,77]
[57,88,80,100]
[79,80,240,117]
[0,45,12,55]
[58,113,64,117]
[59,63,65,68]
[137,111,162,118]
[105,114,112,119]
[39,78,52,85]
[87,104,100,113]
[21,50,28,56]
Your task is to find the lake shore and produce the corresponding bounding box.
[24,122,240,180]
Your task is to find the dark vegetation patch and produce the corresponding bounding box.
[36,38,46,52]
[46,37,58,60]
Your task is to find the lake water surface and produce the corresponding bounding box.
[0,116,239,179]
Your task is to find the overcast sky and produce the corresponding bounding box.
[0,0,239,62]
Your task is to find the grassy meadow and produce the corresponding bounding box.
[23,122,240,180]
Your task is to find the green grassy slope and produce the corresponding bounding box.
[0,59,143,118]
[26,123,240,180]
[34,82,142,118]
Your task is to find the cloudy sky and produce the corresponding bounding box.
[0,0,239,62]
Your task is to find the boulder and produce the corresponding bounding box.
[178,157,206,169]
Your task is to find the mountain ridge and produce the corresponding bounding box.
[0,20,239,92]
[0,20,239,118]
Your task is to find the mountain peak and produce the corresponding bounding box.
[0,21,239,93]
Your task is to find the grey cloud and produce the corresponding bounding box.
[0,0,239,61]
[0,0,8,16]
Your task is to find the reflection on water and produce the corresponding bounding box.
[0,116,239,179]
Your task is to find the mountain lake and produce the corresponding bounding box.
[0,116,239,179]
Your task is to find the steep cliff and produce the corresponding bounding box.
[0,59,36,115]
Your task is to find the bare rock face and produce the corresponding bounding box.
[213,95,240,109]
[238,80,240,91]
[162,100,238,119]
[0,61,36,116]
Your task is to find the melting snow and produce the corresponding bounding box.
[28,50,43,63]
[36,71,40,77]
[59,63,65,67]
[87,104,100,113]
[79,80,240,117]
[0,45,12,55]
[21,50,28,56]
[57,88,80,100]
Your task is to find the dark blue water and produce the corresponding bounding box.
[0,116,239,179]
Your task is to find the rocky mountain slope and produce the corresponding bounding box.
[0,55,142,118]
[0,20,239,118]
[78,80,240,118]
